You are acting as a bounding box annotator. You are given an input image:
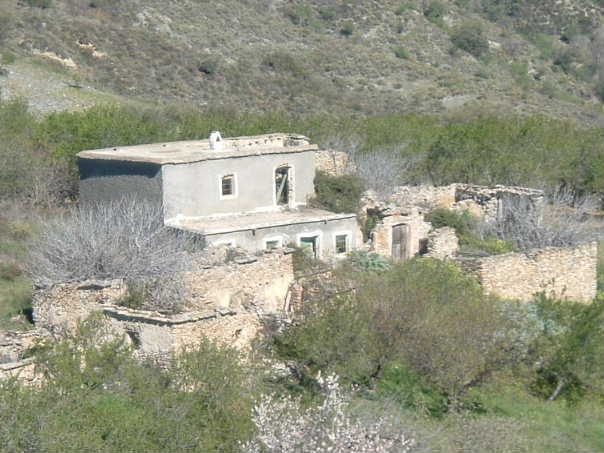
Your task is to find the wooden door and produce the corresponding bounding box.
[391,224,409,261]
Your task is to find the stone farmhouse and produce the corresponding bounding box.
[1,135,599,383]
[77,132,359,258]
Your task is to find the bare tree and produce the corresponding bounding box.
[27,199,203,286]
[476,188,600,251]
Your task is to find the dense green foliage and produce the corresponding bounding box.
[311,171,366,213]
[0,318,258,452]
[1,100,602,204]
[273,259,512,401]
[527,295,604,402]
[450,21,490,58]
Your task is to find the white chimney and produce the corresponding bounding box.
[209,131,223,151]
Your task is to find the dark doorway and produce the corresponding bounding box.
[275,166,290,205]
[392,224,409,262]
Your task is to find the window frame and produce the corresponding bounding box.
[219,173,237,200]
[333,231,351,256]
[263,236,283,250]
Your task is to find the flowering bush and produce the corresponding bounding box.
[242,374,414,453]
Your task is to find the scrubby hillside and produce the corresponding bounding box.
[0,0,602,121]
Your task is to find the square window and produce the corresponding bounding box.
[221,175,234,196]
[335,234,348,254]
[265,240,280,250]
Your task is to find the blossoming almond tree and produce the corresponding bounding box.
[242,374,415,453]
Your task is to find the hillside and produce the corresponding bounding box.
[0,0,602,122]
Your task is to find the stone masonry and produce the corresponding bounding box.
[31,250,295,358]
[456,242,598,302]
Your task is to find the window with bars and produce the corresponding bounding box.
[335,234,348,254]
[221,174,234,197]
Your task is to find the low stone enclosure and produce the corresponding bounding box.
[30,250,295,364]
[456,242,598,303]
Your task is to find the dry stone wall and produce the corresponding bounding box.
[425,227,459,259]
[0,329,47,385]
[33,279,126,336]
[31,250,295,357]
[386,184,544,221]
[186,250,294,313]
[456,242,598,302]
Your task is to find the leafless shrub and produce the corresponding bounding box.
[241,373,415,453]
[27,199,203,286]
[121,275,189,313]
[350,147,422,198]
[476,188,600,251]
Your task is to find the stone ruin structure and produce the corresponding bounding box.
[29,249,295,365]
[456,242,598,303]
[0,329,46,385]
[359,183,597,303]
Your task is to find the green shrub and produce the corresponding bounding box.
[345,251,391,273]
[378,362,449,417]
[340,22,354,36]
[423,1,446,25]
[311,171,365,213]
[393,46,410,59]
[0,317,258,451]
[262,51,307,77]
[25,0,52,8]
[318,6,337,21]
[451,21,489,58]
[395,4,413,15]
[197,57,219,76]
[274,259,512,401]
[526,295,603,403]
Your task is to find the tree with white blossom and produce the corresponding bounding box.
[241,373,415,453]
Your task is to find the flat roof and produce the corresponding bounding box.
[76,133,318,165]
[167,208,356,235]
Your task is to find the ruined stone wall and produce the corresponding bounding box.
[426,227,459,260]
[185,250,294,313]
[0,329,47,385]
[454,184,544,222]
[389,185,457,212]
[456,242,598,302]
[314,150,352,177]
[386,184,544,221]
[33,280,126,336]
[370,209,432,259]
[31,251,294,356]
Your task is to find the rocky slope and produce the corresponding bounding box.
[0,0,602,122]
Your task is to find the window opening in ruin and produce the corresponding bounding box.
[392,223,410,262]
[419,238,429,255]
[221,174,234,197]
[275,166,290,205]
[335,234,348,254]
[300,236,319,259]
[126,330,141,349]
[265,240,280,249]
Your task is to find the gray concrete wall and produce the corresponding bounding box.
[79,159,163,207]
[205,216,359,257]
[162,151,316,218]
